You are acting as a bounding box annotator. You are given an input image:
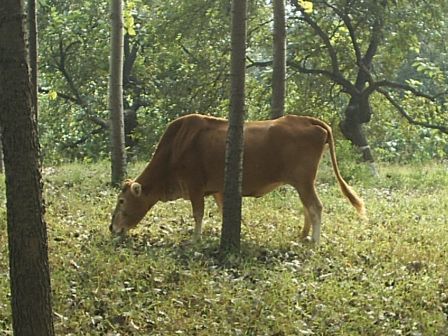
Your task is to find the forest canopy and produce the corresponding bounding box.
[37,0,448,163]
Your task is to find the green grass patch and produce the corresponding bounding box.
[1,162,447,335]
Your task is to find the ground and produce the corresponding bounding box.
[0,161,447,335]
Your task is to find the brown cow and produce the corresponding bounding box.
[110,113,365,243]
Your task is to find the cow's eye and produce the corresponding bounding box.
[118,199,125,205]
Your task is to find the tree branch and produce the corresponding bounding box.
[38,87,78,103]
[290,0,358,95]
[123,34,139,87]
[291,1,341,77]
[246,56,272,69]
[354,1,386,90]
[246,54,357,94]
[377,88,448,133]
[287,60,357,94]
[366,80,439,100]
[180,42,202,64]
[323,1,362,65]
[62,126,106,149]
[56,39,85,106]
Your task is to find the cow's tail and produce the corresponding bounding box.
[313,119,366,218]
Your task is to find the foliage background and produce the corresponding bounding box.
[36,0,448,164]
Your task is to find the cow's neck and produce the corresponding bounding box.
[135,149,169,202]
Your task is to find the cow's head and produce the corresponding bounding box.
[110,179,149,235]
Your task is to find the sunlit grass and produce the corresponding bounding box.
[1,162,447,335]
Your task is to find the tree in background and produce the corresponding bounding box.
[220,0,247,253]
[34,0,447,164]
[109,0,126,185]
[0,0,55,333]
[271,0,286,119]
[36,0,233,161]
[288,0,448,171]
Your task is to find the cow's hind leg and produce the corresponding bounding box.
[301,208,312,239]
[294,183,323,244]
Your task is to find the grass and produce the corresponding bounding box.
[0,161,447,335]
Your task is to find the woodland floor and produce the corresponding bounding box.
[0,161,447,335]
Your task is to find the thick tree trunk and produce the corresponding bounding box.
[0,130,3,173]
[0,0,55,334]
[340,95,378,175]
[220,0,247,253]
[109,0,127,185]
[271,0,286,119]
[28,0,38,119]
[339,3,384,174]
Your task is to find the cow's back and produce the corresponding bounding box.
[190,115,328,197]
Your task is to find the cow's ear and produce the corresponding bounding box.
[122,179,134,192]
[130,182,142,197]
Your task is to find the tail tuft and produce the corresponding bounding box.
[312,118,367,219]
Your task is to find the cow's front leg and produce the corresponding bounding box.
[213,192,223,215]
[190,192,205,242]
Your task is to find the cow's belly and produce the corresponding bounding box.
[203,165,284,197]
[242,181,284,197]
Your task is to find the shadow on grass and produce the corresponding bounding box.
[105,229,317,275]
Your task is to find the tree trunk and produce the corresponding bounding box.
[340,95,378,176]
[271,0,286,119]
[339,3,384,175]
[28,0,38,119]
[0,130,3,173]
[109,0,126,186]
[340,101,372,156]
[122,35,141,155]
[339,68,378,175]
[124,108,138,149]
[0,0,55,334]
[220,0,247,253]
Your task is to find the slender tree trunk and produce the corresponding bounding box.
[123,34,140,155]
[0,0,55,334]
[109,0,126,185]
[124,108,138,148]
[271,0,286,119]
[220,0,247,253]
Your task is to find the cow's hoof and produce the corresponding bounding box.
[300,236,312,243]
[300,236,320,247]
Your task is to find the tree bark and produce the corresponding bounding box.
[271,0,286,119]
[220,0,247,253]
[0,130,3,173]
[339,3,385,171]
[109,0,127,185]
[0,0,55,334]
[28,0,38,119]
[340,96,375,163]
